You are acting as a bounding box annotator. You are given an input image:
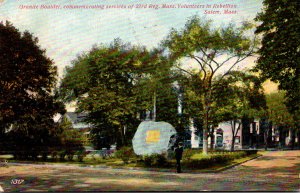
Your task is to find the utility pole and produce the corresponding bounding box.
[153,91,156,121]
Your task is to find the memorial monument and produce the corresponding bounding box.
[132,121,177,155]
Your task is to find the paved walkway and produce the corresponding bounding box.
[0,151,299,191]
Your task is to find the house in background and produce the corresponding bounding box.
[189,119,262,150]
[56,112,92,146]
[214,121,244,150]
[190,118,299,150]
[271,125,299,148]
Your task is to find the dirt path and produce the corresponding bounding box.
[0,150,299,191]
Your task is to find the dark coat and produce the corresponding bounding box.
[175,146,183,160]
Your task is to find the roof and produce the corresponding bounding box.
[65,112,90,129]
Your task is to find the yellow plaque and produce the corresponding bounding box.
[146,130,160,143]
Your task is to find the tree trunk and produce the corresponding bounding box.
[202,104,209,155]
[202,90,212,155]
[279,126,284,148]
[255,124,259,149]
[290,129,295,150]
[230,121,235,151]
[153,91,156,121]
[230,139,235,151]
[209,134,214,150]
[264,128,269,150]
[120,126,126,147]
[209,126,215,150]
[297,130,300,148]
[230,120,241,151]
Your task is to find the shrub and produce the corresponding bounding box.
[115,146,134,164]
[66,148,79,161]
[166,150,175,160]
[182,149,195,161]
[211,154,225,164]
[58,150,66,161]
[76,150,87,162]
[184,151,252,169]
[234,151,246,159]
[243,150,258,156]
[143,154,168,167]
[143,155,154,166]
[51,151,59,160]
[184,155,211,169]
[67,152,74,161]
[155,153,168,166]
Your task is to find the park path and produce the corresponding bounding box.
[0,150,299,191]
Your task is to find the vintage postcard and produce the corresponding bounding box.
[0,0,299,192]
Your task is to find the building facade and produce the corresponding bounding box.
[189,119,261,150]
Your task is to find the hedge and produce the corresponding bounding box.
[114,146,134,164]
[184,151,252,169]
[143,154,168,167]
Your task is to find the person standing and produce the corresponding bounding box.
[174,141,184,173]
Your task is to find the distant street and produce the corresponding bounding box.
[0,151,299,191]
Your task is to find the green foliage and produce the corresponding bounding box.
[182,149,195,161]
[242,150,258,156]
[76,150,88,162]
[254,0,300,119]
[213,71,266,120]
[58,150,66,161]
[51,151,59,161]
[67,153,74,161]
[59,39,187,148]
[143,153,168,167]
[185,151,249,169]
[56,117,85,161]
[88,111,119,149]
[0,21,65,158]
[114,146,134,164]
[30,116,85,161]
[59,40,152,147]
[163,15,258,154]
[164,16,255,59]
[143,155,154,166]
[182,70,267,151]
[266,92,295,128]
[212,71,266,151]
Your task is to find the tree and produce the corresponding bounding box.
[163,16,258,154]
[57,116,85,156]
[60,40,173,148]
[212,71,266,151]
[0,21,64,156]
[135,56,189,134]
[265,92,297,148]
[254,0,300,122]
[60,40,142,147]
[60,39,191,148]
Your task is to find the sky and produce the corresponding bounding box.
[0,0,264,78]
[1,0,273,111]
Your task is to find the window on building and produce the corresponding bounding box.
[235,136,240,144]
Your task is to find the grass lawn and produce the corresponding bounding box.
[1,152,261,173]
[181,153,261,172]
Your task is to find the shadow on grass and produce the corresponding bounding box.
[0,167,183,192]
[239,162,300,175]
